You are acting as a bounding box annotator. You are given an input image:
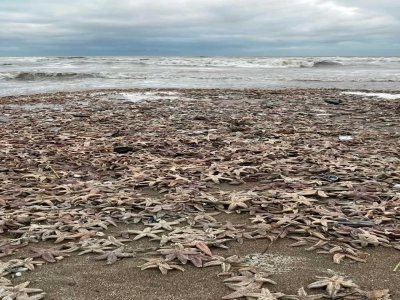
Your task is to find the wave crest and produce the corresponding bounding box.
[2,72,99,81]
[312,60,342,68]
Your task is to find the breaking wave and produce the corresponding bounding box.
[311,60,343,68]
[1,72,102,81]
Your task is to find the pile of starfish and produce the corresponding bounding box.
[0,88,399,299]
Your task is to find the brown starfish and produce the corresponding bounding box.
[30,247,69,263]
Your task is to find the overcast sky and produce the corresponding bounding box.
[0,0,399,56]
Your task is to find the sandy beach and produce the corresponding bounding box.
[0,88,399,299]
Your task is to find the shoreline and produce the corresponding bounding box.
[1,87,400,102]
[1,88,399,299]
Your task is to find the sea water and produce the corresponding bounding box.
[0,56,399,96]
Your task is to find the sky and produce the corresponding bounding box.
[0,0,399,56]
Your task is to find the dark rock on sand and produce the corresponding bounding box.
[324,98,342,105]
[113,146,136,154]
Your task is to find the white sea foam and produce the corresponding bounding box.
[115,91,180,102]
[342,91,400,100]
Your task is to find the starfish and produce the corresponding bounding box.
[0,276,11,285]
[147,219,182,231]
[30,247,69,263]
[292,195,317,206]
[41,230,76,243]
[189,211,220,226]
[0,243,26,258]
[220,221,246,231]
[120,227,164,240]
[283,287,324,299]
[355,289,391,300]
[66,228,100,240]
[271,214,301,226]
[0,281,45,300]
[186,252,210,267]
[223,270,277,288]
[332,252,366,264]
[351,229,389,247]
[193,240,213,256]
[203,255,247,274]
[222,282,264,299]
[94,247,135,264]
[139,257,185,275]
[221,192,254,211]
[202,171,233,184]
[244,288,285,300]
[78,241,115,256]
[5,258,44,274]
[157,243,199,264]
[308,276,358,298]
[250,214,267,224]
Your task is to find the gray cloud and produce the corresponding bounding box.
[0,0,399,56]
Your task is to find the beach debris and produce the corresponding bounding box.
[113,146,136,154]
[338,135,353,141]
[322,175,340,182]
[324,98,341,105]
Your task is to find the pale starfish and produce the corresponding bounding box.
[308,276,359,298]
[158,243,199,264]
[250,214,267,224]
[78,241,114,256]
[283,287,324,299]
[0,276,11,285]
[244,288,285,300]
[222,282,264,299]
[223,270,277,288]
[5,258,43,273]
[147,219,183,231]
[121,227,163,240]
[354,289,391,300]
[0,281,45,300]
[139,257,185,275]
[221,192,254,211]
[66,228,100,240]
[204,255,246,274]
[41,230,76,243]
[202,171,233,184]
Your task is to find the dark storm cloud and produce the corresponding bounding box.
[0,0,399,56]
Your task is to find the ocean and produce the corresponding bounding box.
[0,56,400,96]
